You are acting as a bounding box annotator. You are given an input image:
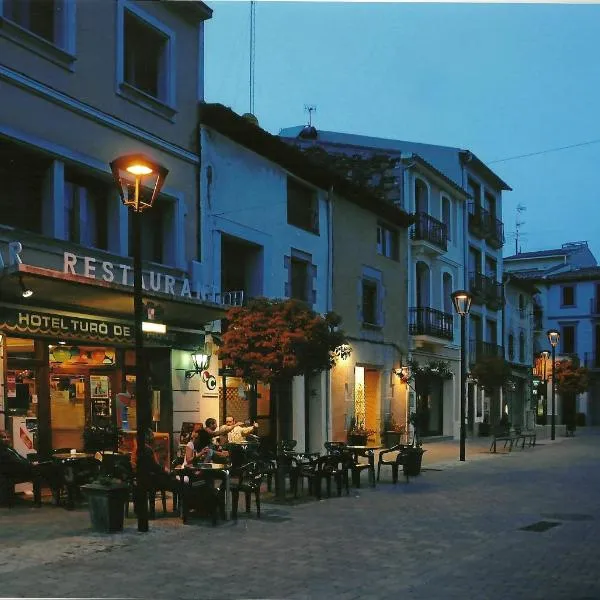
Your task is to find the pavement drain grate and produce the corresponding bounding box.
[541,513,594,521]
[519,520,561,532]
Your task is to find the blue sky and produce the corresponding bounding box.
[204,1,600,260]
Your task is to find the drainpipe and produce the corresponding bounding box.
[325,185,334,442]
[196,124,203,263]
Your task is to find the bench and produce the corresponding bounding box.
[489,427,519,453]
[514,427,537,449]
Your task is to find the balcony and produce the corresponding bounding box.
[469,272,503,310]
[410,212,448,255]
[409,307,454,343]
[585,352,600,370]
[469,340,504,365]
[468,203,489,239]
[467,203,505,249]
[487,214,505,249]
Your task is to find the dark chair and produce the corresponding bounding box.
[0,445,58,507]
[231,462,263,519]
[377,444,409,484]
[180,470,226,526]
[324,441,347,455]
[52,455,101,509]
[292,455,347,499]
[348,448,376,488]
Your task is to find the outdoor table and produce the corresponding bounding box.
[344,446,382,488]
[50,452,100,509]
[274,451,320,498]
[174,463,231,521]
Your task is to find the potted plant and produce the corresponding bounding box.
[347,418,376,446]
[403,413,426,476]
[81,464,129,533]
[381,414,406,448]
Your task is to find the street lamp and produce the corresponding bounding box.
[547,329,560,441]
[110,153,169,533]
[451,289,473,462]
[540,350,549,423]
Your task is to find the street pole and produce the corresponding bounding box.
[551,345,556,441]
[132,208,149,532]
[459,313,466,462]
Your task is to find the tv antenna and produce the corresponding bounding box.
[514,203,526,254]
[304,104,317,127]
[249,1,256,114]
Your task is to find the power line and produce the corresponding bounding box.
[488,138,600,164]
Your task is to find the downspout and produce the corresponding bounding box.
[325,185,334,442]
[197,124,203,262]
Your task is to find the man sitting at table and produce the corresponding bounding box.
[227,419,258,444]
[194,419,229,464]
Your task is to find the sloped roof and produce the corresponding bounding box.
[544,266,600,283]
[504,247,574,260]
[504,273,540,294]
[199,104,413,228]
[279,126,511,191]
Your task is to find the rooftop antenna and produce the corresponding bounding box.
[304,104,317,127]
[249,1,256,114]
[515,203,526,254]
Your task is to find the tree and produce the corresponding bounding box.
[219,298,350,383]
[554,359,588,396]
[470,356,513,394]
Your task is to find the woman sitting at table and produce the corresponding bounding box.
[182,425,203,468]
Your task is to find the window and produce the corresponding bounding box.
[0,138,48,234]
[467,178,481,204]
[484,191,496,220]
[0,0,75,65]
[519,332,525,362]
[441,196,451,241]
[561,285,575,307]
[519,294,525,312]
[362,279,378,325]
[485,256,497,279]
[287,177,318,234]
[442,272,453,314]
[376,223,399,260]
[508,334,515,361]
[561,325,576,354]
[486,319,497,344]
[414,178,428,214]
[64,173,108,250]
[117,2,175,117]
[290,257,309,302]
[3,0,56,42]
[128,198,171,264]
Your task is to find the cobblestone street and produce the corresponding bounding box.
[1,429,599,599]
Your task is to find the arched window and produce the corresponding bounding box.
[442,272,453,313]
[441,196,451,241]
[508,333,515,361]
[415,261,431,308]
[415,179,429,214]
[519,332,525,363]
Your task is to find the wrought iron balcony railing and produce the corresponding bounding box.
[411,212,448,252]
[409,307,454,341]
[468,272,503,310]
[469,339,504,364]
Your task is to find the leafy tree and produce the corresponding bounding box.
[554,359,589,396]
[470,355,513,393]
[219,298,350,383]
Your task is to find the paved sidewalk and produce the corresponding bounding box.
[0,428,597,599]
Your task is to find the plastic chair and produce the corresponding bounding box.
[231,461,263,519]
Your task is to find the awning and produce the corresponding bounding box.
[1,264,227,331]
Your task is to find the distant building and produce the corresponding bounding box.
[504,241,600,426]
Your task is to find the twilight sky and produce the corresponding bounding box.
[204,1,600,260]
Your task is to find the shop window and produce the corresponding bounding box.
[64,174,108,250]
[287,177,318,234]
[0,138,47,234]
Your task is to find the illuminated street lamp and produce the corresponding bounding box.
[451,290,473,462]
[110,154,169,533]
[547,329,560,441]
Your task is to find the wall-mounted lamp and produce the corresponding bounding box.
[185,346,211,379]
[19,275,33,298]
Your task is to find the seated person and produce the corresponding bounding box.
[194,419,229,465]
[135,429,175,491]
[227,420,258,444]
[182,425,203,468]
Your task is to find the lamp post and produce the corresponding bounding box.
[540,350,549,424]
[110,154,169,533]
[547,329,560,441]
[451,290,473,462]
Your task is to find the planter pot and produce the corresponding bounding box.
[403,447,425,476]
[348,434,368,446]
[81,483,129,533]
[383,431,402,448]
